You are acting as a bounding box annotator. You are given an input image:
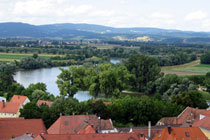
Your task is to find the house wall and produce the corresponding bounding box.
[23,98,30,106]
[0,112,19,118]
[98,128,118,133]
[200,128,210,140]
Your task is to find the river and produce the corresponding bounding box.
[13,59,120,102]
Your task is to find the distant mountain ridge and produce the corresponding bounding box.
[0,22,210,43]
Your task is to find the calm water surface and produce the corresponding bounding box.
[13,59,120,102]
[13,67,92,102]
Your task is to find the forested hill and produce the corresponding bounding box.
[1,22,210,43]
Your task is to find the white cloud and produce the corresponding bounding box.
[89,10,116,17]
[185,10,207,21]
[151,12,172,19]
[201,19,210,31]
[13,0,53,16]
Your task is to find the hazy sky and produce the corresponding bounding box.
[0,0,210,31]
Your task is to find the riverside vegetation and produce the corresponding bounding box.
[0,40,210,128]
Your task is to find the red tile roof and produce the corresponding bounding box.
[34,133,144,140]
[10,95,28,105]
[157,107,206,125]
[0,119,47,140]
[156,117,177,125]
[77,125,96,134]
[133,128,163,139]
[193,116,210,130]
[37,100,53,107]
[0,101,21,114]
[92,100,112,105]
[201,110,210,117]
[153,127,208,140]
[47,115,114,134]
[176,107,205,124]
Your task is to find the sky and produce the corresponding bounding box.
[0,0,210,31]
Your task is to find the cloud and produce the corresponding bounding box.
[13,0,93,17]
[201,19,210,31]
[185,10,207,20]
[151,12,172,19]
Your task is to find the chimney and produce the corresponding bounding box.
[148,121,151,138]
[18,95,20,99]
[2,100,5,108]
[168,125,171,134]
[98,116,101,131]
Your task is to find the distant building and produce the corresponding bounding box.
[0,101,22,118]
[47,115,117,134]
[193,117,210,139]
[10,95,30,106]
[153,126,208,140]
[0,118,47,140]
[37,100,53,107]
[0,95,30,118]
[156,107,206,126]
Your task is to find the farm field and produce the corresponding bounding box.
[0,53,64,62]
[161,59,210,75]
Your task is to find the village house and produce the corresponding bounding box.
[36,100,53,107]
[47,115,118,134]
[0,95,30,118]
[153,126,208,140]
[0,101,21,118]
[0,118,47,140]
[193,116,210,139]
[10,95,30,106]
[156,106,206,126]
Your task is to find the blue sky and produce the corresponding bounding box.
[0,0,210,31]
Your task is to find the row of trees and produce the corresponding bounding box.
[201,50,210,64]
[20,95,185,128]
[158,52,196,66]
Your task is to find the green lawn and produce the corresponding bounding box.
[195,64,210,68]
[172,66,210,73]
[162,60,210,75]
[0,53,63,61]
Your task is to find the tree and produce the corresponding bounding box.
[201,51,210,64]
[163,78,197,100]
[0,64,16,92]
[20,102,41,119]
[31,89,50,101]
[204,72,210,93]
[33,54,38,59]
[125,54,161,92]
[87,64,132,98]
[22,83,50,100]
[56,66,80,97]
[171,90,208,109]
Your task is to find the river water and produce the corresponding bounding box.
[13,59,120,102]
